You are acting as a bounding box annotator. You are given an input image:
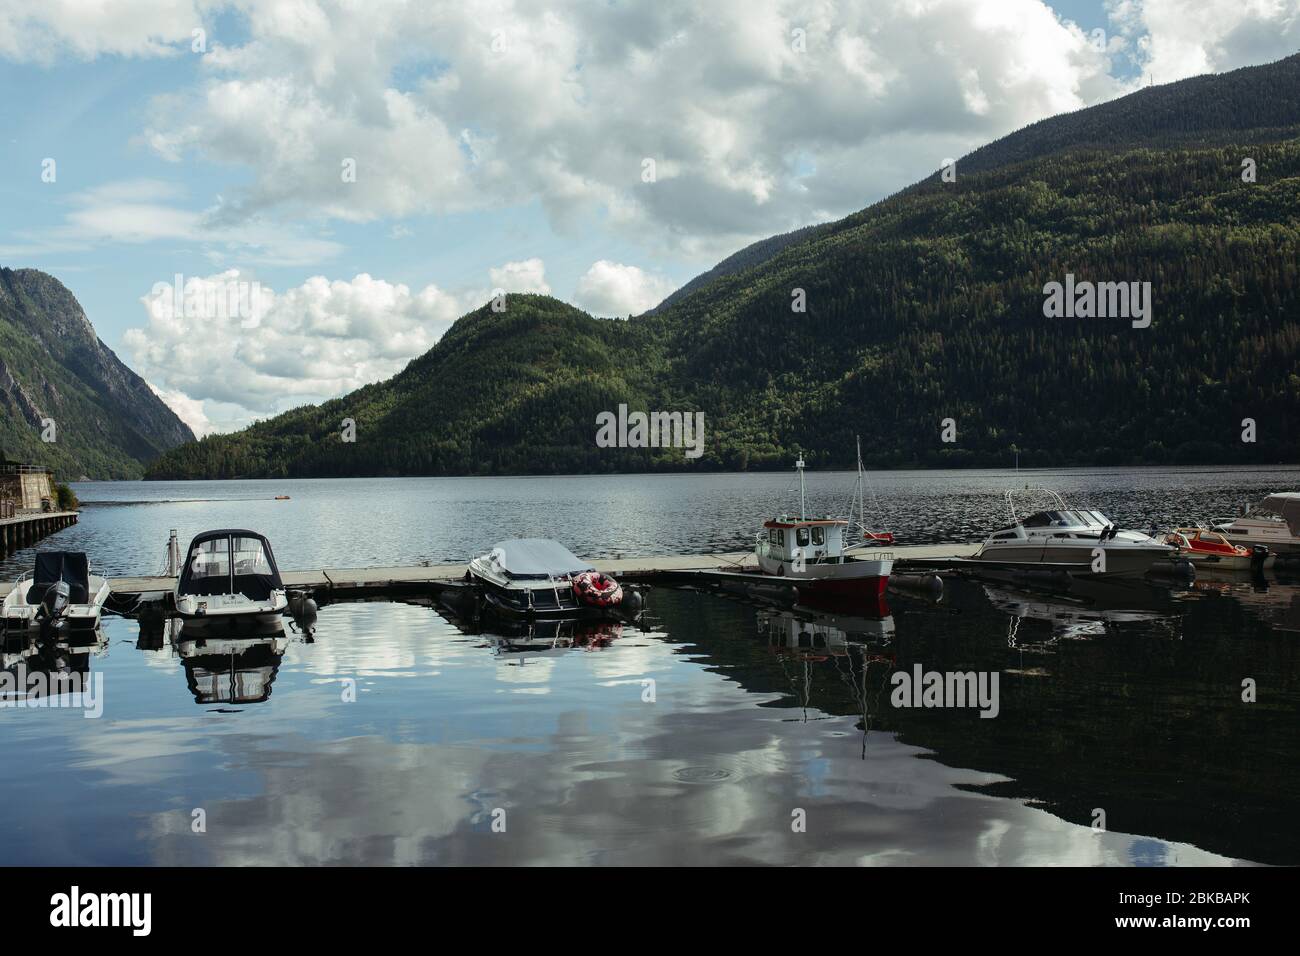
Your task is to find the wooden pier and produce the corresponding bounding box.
[0,543,978,603]
[0,510,78,559]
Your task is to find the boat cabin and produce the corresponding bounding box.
[1242,494,1300,535]
[178,530,283,600]
[760,518,849,564]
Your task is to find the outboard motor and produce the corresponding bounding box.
[36,580,71,634]
[1250,545,1269,575]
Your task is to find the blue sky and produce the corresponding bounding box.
[1,0,1295,435]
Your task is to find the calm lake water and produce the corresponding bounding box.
[2,466,1298,865]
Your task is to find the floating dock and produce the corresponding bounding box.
[0,543,980,605]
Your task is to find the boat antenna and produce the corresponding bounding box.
[796,451,807,520]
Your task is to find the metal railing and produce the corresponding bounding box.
[2,463,53,475]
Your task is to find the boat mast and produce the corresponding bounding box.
[796,452,807,520]
[856,434,865,530]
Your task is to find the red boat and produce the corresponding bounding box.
[1163,527,1253,570]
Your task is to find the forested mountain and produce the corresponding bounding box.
[146,55,1300,479]
[0,268,195,479]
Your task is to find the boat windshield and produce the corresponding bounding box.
[186,537,230,585]
[233,536,274,576]
[1076,510,1111,528]
[1021,509,1110,529]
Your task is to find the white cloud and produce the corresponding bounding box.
[111,0,1127,255]
[1108,0,1300,84]
[9,0,1298,262]
[0,0,208,64]
[6,1,1299,262]
[2,179,343,267]
[488,258,550,295]
[147,383,213,438]
[575,260,676,316]
[123,258,558,432]
[125,269,464,431]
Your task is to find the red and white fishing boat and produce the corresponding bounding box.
[755,441,894,598]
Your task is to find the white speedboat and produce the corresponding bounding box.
[973,489,1175,577]
[2,552,110,631]
[1212,493,1300,556]
[174,530,288,632]
[755,445,894,598]
[467,538,625,617]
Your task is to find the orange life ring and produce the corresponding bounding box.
[572,571,624,609]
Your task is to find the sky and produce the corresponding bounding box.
[1,0,1298,437]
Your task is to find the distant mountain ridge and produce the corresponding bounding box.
[145,52,1300,478]
[0,267,195,479]
[654,54,1300,313]
[648,223,833,313]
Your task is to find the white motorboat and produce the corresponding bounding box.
[1212,493,1300,556]
[174,530,288,631]
[467,538,627,617]
[755,443,894,598]
[2,552,110,631]
[973,489,1176,577]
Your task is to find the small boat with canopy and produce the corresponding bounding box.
[466,538,629,617]
[174,530,288,631]
[2,551,110,631]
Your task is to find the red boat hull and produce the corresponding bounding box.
[792,575,889,598]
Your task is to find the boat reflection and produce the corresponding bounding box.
[983,577,1178,648]
[757,597,896,658]
[481,617,623,660]
[0,625,106,700]
[754,597,896,752]
[174,622,289,705]
[1191,573,1300,635]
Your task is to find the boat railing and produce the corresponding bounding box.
[1004,487,1069,524]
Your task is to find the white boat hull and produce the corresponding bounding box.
[973,542,1174,577]
[174,590,288,632]
[2,576,110,630]
[755,553,893,596]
